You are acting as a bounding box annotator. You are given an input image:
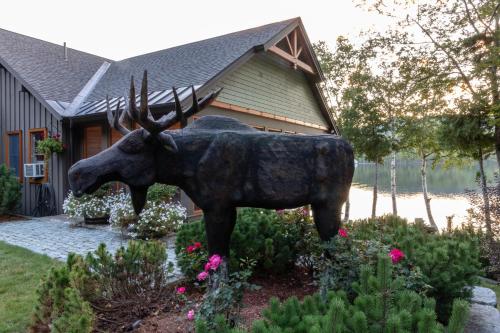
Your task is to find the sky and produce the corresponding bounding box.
[0,0,395,60]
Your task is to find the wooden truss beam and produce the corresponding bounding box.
[268,45,315,75]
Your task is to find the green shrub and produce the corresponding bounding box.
[30,241,174,332]
[0,164,22,215]
[175,208,309,281]
[346,215,481,324]
[412,237,480,323]
[195,255,469,332]
[147,183,178,203]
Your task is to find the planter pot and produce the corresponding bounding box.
[84,215,110,225]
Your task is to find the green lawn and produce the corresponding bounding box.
[0,241,60,333]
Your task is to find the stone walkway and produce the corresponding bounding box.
[466,286,500,333]
[0,215,179,274]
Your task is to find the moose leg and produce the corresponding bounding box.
[311,202,342,242]
[203,207,236,288]
[204,207,236,257]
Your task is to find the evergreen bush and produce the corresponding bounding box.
[175,208,308,281]
[0,164,22,215]
[346,215,480,323]
[146,183,178,203]
[30,241,174,332]
[195,255,469,332]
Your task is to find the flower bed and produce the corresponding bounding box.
[36,209,484,332]
[63,183,186,238]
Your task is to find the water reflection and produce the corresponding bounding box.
[346,159,497,230]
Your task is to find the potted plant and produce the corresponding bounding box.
[63,185,112,224]
[36,133,65,158]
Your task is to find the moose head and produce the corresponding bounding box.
[68,71,220,214]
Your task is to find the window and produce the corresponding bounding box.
[28,128,48,183]
[5,131,23,180]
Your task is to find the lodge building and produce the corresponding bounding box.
[0,17,338,217]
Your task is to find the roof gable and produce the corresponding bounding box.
[87,18,297,102]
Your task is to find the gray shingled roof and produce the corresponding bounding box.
[0,28,109,103]
[87,18,296,102]
[0,18,300,115]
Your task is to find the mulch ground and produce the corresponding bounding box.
[136,269,317,333]
[0,214,27,222]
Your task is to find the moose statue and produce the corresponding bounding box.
[68,71,354,260]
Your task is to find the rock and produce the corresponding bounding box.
[125,319,142,331]
[472,286,498,307]
[465,303,500,333]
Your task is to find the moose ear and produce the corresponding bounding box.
[158,132,178,153]
[130,185,148,215]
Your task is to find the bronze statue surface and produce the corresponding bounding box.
[68,72,355,258]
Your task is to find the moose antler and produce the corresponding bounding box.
[128,71,221,133]
[107,70,221,152]
[106,98,131,136]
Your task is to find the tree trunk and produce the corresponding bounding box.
[478,152,493,240]
[391,152,397,216]
[421,155,437,230]
[343,195,350,223]
[371,162,379,219]
[492,14,500,170]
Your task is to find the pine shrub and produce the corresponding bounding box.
[30,241,173,332]
[0,164,21,215]
[347,215,480,324]
[175,208,308,280]
[195,255,469,332]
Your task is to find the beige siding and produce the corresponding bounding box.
[215,54,328,127]
[0,67,67,215]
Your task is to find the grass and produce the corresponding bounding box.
[481,280,500,310]
[0,241,61,333]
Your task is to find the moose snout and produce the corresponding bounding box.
[68,160,97,197]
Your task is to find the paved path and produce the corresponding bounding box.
[466,286,500,333]
[0,215,179,274]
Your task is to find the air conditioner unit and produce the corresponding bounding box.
[24,163,45,178]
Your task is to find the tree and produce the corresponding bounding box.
[361,0,500,171]
[316,37,393,219]
[314,37,372,222]
[438,102,496,239]
[343,70,392,218]
[397,51,452,230]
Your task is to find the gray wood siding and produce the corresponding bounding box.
[215,54,328,127]
[0,67,66,215]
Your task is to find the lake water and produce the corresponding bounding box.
[346,160,498,230]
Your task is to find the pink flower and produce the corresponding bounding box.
[338,228,348,238]
[208,254,222,270]
[177,286,186,294]
[275,209,285,215]
[187,309,195,320]
[389,248,405,264]
[197,271,209,281]
[204,262,211,272]
[301,207,309,217]
[186,245,195,253]
[194,242,202,249]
